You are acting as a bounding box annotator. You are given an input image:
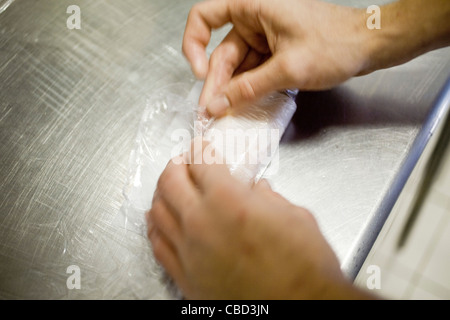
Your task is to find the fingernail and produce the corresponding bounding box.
[207,95,230,117]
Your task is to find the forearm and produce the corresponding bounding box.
[362,0,450,74]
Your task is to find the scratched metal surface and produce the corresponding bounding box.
[0,0,449,299]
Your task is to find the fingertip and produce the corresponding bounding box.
[206,94,230,118]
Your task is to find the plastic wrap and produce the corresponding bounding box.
[119,83,297,298]
[122,81,297,235]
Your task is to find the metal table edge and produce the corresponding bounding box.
[344,75,450,280]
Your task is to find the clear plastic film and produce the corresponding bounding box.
[121,81,297,235]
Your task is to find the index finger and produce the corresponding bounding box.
[182,0,231,79]
[188,137,243,195]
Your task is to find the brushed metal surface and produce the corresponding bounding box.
[0,0,449,299]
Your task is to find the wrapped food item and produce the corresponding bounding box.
[188,81,298,182]
[122,82,297,233]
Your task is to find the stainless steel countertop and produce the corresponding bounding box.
[0,0,449,299]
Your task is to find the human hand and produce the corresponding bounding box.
[182,0,370,117]
[146,142,372,299]
[183,0,450,118]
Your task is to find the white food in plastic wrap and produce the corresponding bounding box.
[122,81,297,235]
[189,81,297,182]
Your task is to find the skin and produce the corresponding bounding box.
[147,0,450,299]
[147,146,375,299]
[182,0,450,117]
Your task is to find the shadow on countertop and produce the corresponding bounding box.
[284,86,431,142]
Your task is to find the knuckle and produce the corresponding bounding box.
[181,39,189,57]
[189,3,202,16]
[157,161,179,192]
[156,171,167,192]
[150,200,163,224]
[146,218,154,240]
[152,240,164,262]
[210,48,229,72]
[145,208,152,223]
[209,46,223,61]
[234,74,257,102]
[210,45,240,74]
[149,230,168,265]
[186,3,201,25]
[298,207,317,225]
[183,4,202,53]
[149,228,159,247]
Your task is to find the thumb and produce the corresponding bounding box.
[206,57,291,117]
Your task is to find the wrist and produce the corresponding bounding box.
[359,0,450,75]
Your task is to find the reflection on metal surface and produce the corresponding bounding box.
[0,0,15,15]
[397,79,450,248]
[0,0,449,298]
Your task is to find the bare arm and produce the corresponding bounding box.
[182,0,450,117]
[363,0,450,74]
